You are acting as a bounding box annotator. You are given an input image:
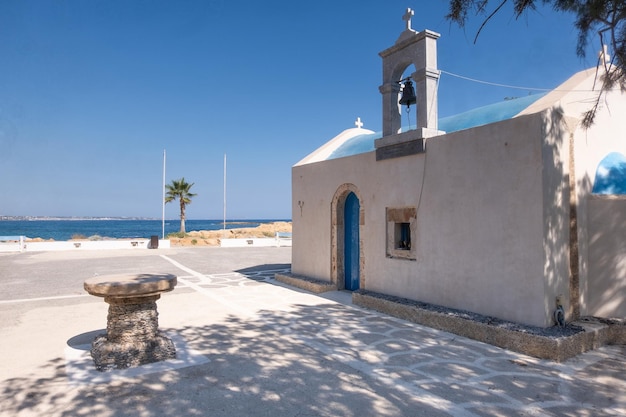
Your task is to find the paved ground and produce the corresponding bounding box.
[0,247,624,416]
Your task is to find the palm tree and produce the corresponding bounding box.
[165,177,197,233]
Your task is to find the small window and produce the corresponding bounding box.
[386,207,416,260]
[395,222,411,250]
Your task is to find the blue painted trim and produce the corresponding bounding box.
[592,152,626,195]
[344,192,360,291]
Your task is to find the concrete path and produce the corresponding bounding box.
[0,247,624,416]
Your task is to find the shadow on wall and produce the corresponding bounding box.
[543,111,626,322]
[587,199,626,317]
[540,116,626,321]
[541,106,570,324]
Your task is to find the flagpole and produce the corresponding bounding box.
[162,149,166,239]
[223,153,227,237]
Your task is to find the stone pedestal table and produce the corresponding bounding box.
[84,273,177,371]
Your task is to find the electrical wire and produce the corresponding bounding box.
[440,69,552,91]
[439,69,598,93]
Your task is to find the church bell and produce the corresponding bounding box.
[398,79,417,107]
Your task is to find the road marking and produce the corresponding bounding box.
[0,293,89,304]
[159,254,254,316]
[159,254,210,281]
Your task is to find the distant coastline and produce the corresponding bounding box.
[0,218,291,241]
[0,216,288,222]
[1,216,158,221]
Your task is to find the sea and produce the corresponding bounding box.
[0,219,290,241]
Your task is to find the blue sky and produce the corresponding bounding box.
[0,1,600,219]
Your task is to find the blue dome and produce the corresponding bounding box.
[327,94,546,161]
[592,152,626,195]
[439,93,546,133]
[328,132,381,159]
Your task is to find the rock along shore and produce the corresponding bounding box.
[151,221,292,247]
[23,221,293,247]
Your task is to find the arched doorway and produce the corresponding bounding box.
[331,184,364,291]
[344,192,360,290]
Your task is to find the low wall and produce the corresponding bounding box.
[219,237,292,248]
[0,235,24,253]
[275,272,336,293]
[353,290,625,362]
[0,239,171,252]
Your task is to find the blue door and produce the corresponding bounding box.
[344,192,360,290]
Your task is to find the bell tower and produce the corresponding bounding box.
[375,8,444,160]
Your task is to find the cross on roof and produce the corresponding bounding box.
[402,8,414,31]
[355,117,364,129]
[599,44,611,66]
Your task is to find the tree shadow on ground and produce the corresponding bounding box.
[2,295,624,416]
[0,303,441,417]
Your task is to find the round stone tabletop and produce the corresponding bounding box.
[84,273,177,298]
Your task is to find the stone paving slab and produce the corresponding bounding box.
[0,248,624,417]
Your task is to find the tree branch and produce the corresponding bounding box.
[474,0,509,43]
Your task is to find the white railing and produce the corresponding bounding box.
[218,233,293,248]
[0,236,25,253]
[275,232,293,247]
[0,237,171,252]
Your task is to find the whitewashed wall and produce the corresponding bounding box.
[571,88,626,319]
[585,196,626,318]
[293,111,573,327]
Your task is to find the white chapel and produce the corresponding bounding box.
[285,9,626,329]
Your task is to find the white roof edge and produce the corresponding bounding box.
[516,67,600,117]
[294,127,375,166]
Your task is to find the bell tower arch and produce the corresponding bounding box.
[378,8,443,140]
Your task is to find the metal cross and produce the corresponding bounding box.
[354,117,364,129]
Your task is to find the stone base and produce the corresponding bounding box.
[275,272,336,293]
[91,332,176,372]
[353,290,626,362]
